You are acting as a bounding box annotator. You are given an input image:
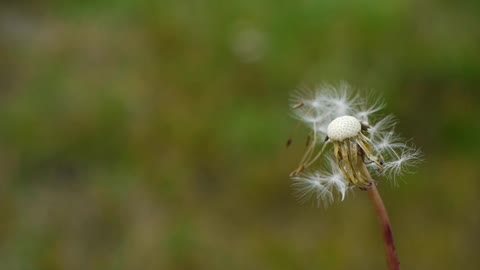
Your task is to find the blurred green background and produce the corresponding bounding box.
[1,0,480,269]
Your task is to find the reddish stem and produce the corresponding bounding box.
[367,184,400,270]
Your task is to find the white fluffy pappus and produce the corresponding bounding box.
[292,157,351,207]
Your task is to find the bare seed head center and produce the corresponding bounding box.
[327,115,361,141]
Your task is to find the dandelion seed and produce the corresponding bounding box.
[383,146,423,178]
[292,157,350,206]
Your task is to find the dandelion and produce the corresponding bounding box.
[289,82,421,200]
[288,82,422,270]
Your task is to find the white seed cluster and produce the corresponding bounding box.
[327,116,361,141]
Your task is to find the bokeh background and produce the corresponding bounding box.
[1,1,480,269]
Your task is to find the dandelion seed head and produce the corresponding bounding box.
[327,116,361,141]
[288,82,422,206]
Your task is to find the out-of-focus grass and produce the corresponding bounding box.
[0,1,480,269]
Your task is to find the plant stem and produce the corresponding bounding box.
[357,160,400,270]
[367,184,400,270]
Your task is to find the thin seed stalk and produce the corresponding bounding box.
[359,162,400,270]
